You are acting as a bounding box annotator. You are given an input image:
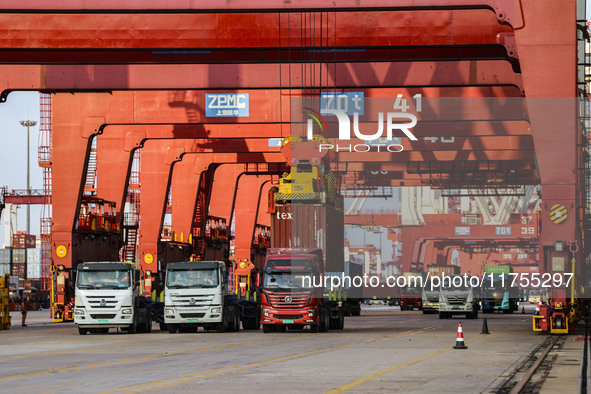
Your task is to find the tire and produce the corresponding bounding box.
[97,327,109,334]
[167,323,178,334]
[262,324,272,333]
[78,326,88,335]
[159,322,167,331]
[128,323,136,334]
[439,312,445,319]
[215,322,225,333]
[146,320,152,333]
[233,311,241,332]
[310,323,319,333]
[241,316,252,330]
[277,324,286,332]
[334,309,345,330]
[319,309,329,332]
[254,313,261,330]
[352,307,361,317]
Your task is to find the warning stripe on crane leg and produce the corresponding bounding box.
[550,204,568,224]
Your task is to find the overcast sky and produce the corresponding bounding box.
[0,91,41,248]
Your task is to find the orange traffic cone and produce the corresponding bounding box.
[453,322,468,349]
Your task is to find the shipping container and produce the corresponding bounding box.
[11,262,26,278]
[12,233,36,249]
[26,248,40,265]
[27,262,41,279]
[483,265,511,275]
[427,265,461,277]
[0,249,10,263]
[0,262,9,276]
[271,203,344,271]
[12,248,26,263]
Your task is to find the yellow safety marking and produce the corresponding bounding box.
[101,327,437,393]
[549,204,567,224]
[144,253,153,264]
[56,245,67,258]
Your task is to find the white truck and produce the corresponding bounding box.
[164,261,258,333]
[74,262,152,335]
[438,274,479,319]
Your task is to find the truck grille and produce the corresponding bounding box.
[90,314,116,319]
[273,314,303,320]
[180,313,206,318]
[447,296,466,305]
[85,296,118,309]
[266,292,310,308]
[169,294,213,308]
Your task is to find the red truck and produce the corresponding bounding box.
[261,200,346,333]
[399,272,424,311]
[261,247,345,333]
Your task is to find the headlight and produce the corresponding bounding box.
[307,309,315,317]
[164,308,174,315]
[263,308,269,317]
[74,309,85,315]
[211,307,222,313]
[122,308,133,314]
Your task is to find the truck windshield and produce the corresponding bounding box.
[264,272,315,290]
[166,268,219,288]
[77,270,131,289]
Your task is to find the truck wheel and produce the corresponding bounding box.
[215,322,226,333]
[319,309,329,332]
[159,322,167,331]
[438,312,445,319]
[78,326,88,335]
[262,324,272,333]
[167,324,178,334]
[128,323,137,334]
[352,307,361,317]
[233,311,241,332]
[255,313,261,330]
[310,323,319,333]
[334,309,345,330]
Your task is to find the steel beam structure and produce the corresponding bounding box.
[0,62,523,96]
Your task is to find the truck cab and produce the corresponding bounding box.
[74,262,151,335]
[438,275,479,319]
[421,279,440,314]
[164,261,242,333]
[261,248,344,333]
[481,273,518,313]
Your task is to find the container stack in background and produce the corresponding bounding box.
[0,231,41,295]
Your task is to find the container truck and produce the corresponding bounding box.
[74,262,152,335]
[399,272,423,311]
[261,248,345,332]
[438,274,479,319]
[481,265,518,313]
[163,261,259,333]
[422,265,460,314]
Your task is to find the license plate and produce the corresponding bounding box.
[282,319,294,324]
[187,318,199,323]
[98,319,109,324]
[452,306,461,309]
